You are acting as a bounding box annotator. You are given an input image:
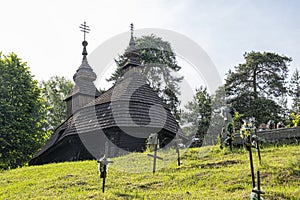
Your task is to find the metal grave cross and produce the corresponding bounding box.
[247,139,256,189]
[147,133,163,173]
[252,134,262,165]
[97,142,114,193]
[174,134,183,166]
[251,170,265,200]
[251,125,264,166]
[241,119,256,188]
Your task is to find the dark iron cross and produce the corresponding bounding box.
[79,21,90,41]
[253,130,262,165]
[98,142,113,193]
[252,170,265,200]
[174,134,182,166]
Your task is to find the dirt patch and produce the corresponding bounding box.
[115,192,137,198]
[136,181,161,189]
[59,174,74,180]
[76,181,87,185]
[199,160,239,169]
[196,172,205,177]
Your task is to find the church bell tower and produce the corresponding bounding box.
[64,22,101,117]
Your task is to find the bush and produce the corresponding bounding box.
[290,112,300,127]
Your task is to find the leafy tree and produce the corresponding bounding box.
[181,86,212,146]
[290,112,300,127]
[40,76,74,134]
[289,69,300,113]
[108,34,183,119]
[225,51,292,125]
[232,95,282,126]
[0,53,47,169]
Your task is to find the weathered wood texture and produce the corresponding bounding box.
[30,71,183,165]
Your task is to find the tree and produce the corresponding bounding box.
[289,69,300,113]
[207,86,227,139]
[181,86,212,146]
[231,95,282,125]
[40,76,74,134]
[225,51,291,99]
[225,51,292,125]
[0,53,47,169]
[108,34,183,120]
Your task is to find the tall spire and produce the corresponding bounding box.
[122,23,140,70]
[64,21,100,117]
[129,23,135,50]
[79,22,90,61]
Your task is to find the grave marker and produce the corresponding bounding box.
[147,133,163,173]
[97,142,113,193]
[241,118,265,199]
[252,134,262,165]
[174,134,182,166]
[251,171,265,200]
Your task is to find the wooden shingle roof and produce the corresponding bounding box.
[30,25,186,165]
[74,70,179,133]
[31,69,183,162]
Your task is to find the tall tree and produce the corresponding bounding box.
[208,86,227,137]
[0,53,47,169]
[108,34,183,120]
[289,69,300,113]
[40,76,74,134]
[181,86,212,146]
[225,51,291,99]
[225,51,291,125]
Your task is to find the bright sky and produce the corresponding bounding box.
[1,0,300,96]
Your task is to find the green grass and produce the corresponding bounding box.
[1,145,299,199]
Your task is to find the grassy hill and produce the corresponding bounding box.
[1,144,299,199]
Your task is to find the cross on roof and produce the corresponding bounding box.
[79,21,90,41]
[130,23,134,36]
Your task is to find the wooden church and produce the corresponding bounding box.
[29,23,186,165]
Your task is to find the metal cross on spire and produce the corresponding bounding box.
[80,21,90,41]
[128,23,136,49]
[130,23,134,36]
[79,22,90,59]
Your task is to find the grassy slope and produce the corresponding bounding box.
[0,145,299,200]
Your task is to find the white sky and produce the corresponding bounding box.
[1,0,300,103]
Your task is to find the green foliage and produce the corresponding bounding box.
[208,86,227,140]
[108,34,183,120]
[290,112,300,127]
[225,51,291,98]
[289,69,300,113]
[232,95,282,126]
[225,51,291,125]
[40,76,73,134]
[181,86,212,146]
[232,111,243,132]
[0,145,299,199]
[0,53,47,169]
